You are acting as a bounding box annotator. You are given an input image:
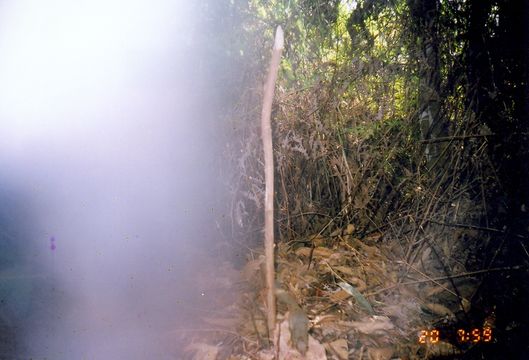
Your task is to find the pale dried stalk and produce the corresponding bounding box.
[261,26,284,339]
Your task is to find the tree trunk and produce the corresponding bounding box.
[408,0,444,163]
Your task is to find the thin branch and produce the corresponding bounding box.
[419,133,493,144]
[423,218,528,239]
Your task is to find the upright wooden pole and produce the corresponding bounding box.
[261,25,284,338]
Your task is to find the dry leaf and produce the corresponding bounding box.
[304,337,327,360]
[424,285,447,298]
[328,338,348,360]
[345,316,394,334]
[364,232,382,243]
[344,224,356,235]
[460,298,471,312]
[327,289,351,303]
[349,276,367,292]
[358,243,380,257]
[277,319,326,360]
[330,228,342,237]
[313,247,334,257]
[312,314,341,326]
[295,247,333,258]
[309,234,326,247]
[367,346,394,360]
[422,303,455,318]
[333,265,355,276]
[295,247,312,257]
[420,247,432,265]
[425,340,461,358]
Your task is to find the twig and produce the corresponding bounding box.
[406,264,527,283]
[307,204,351,269]
[370,265,526,295]
[422,218,527,239]
[419,133,493,144]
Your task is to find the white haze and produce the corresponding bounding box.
[0,0,219,358]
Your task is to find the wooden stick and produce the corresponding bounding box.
[261,25,284,339]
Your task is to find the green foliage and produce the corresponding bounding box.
[227,0,515,237]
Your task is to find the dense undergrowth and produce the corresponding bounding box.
[200,0,529,358]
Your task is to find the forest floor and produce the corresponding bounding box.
[174,225,493,360]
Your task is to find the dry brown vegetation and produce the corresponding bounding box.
[179,45,501,360]
[177,1,529,358]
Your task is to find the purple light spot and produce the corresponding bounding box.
[50,236,56,251]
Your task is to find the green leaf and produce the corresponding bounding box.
[338,281,374,314]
